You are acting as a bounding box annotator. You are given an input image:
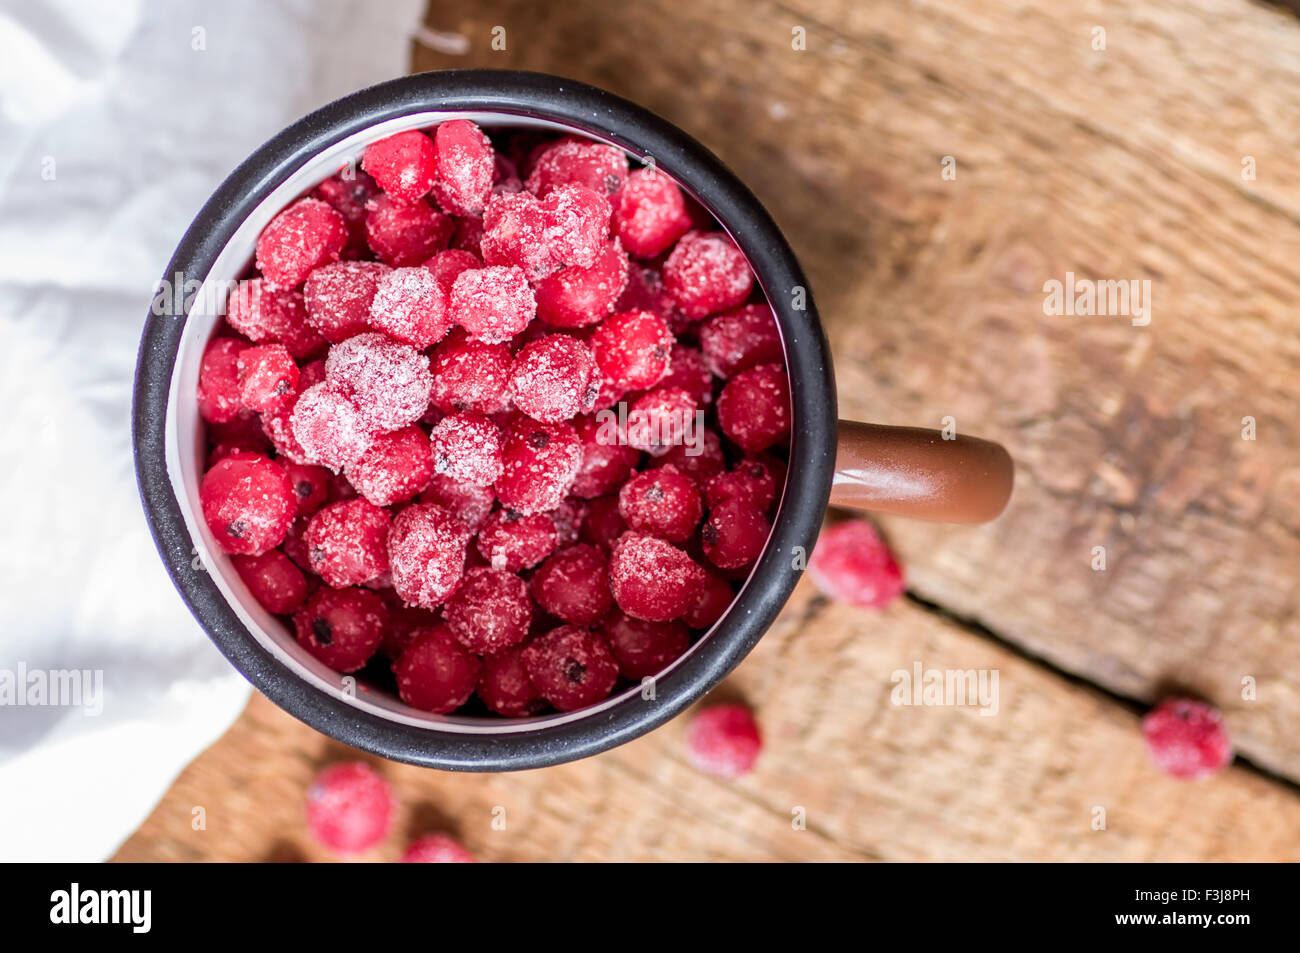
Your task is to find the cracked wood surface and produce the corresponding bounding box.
[116,0,1300,860]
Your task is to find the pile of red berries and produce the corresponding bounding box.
[197,121,790,716]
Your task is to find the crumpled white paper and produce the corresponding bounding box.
[0,0,425,862]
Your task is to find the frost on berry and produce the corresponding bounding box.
[522,625,620,712]
[535,239,629,329]
[699,304,784,378]
[450,265,536,344]
[526,136,629,197]
[198,338,249,423]
[478,644,545,717]
[476,508,559,572]
[256,197,348,290]
[428,329,512,415]
[510,334,598,423]
[324,332,432,433]
[626,387,698,453]
[495,417,583,515]
[368,265,452,349]
[429,412,503,487]
[612,168,693,258]
[290,381,375,471]
[589,309,674,393]
[807,520,905,609]
[393,624,482,713]
[531,544,613,625]
[362,129,439,202]
[304,498,392,588]
[1142,698,1234,780]
[431,119,495,217]
[662,230,753,320]
[618,465,703,543]
[303,260,390,344]
[387,503,472,610]
[686,704,762,779]
[344,425,434,506]
[237,343,299,414]
[716,363,791,453]
[419,475,495,533]
[199,454,297,555]
[293,587,389,673]
[365,194,453,267]
[443,566,532,654]
[609,532,707,622]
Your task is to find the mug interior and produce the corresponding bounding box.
[169,111,779,735]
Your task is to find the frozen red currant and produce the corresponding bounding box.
[527,137,628,197]
[450,265,536,344]
[302,498,392,588]
[716,363,790,453]
[200,453,296,555]
[443,567,532,654]
[701,499,770,570]
[419,475,495,532]
[660,426,725,487]
[290,382,375,471]
[609,532,707,622]
[303,260,389,343]
[570,414,640,499]
[547,497,586,546]
[365,194,453,267]
[387,503,472,609]
[226,280,315,353]
[197,338,248,423]
[704,459,777,512]
[580,495,628,550]
[603,612,690,681]
[663,230,753,320]
[531,544,613,625]
[1142,698,1234,780]
[625,387,698,453]
[324,332,432,433]
[428,329,512,415]
[657,344,714,407]
[431,119,494,217]
[611,168,693,258]
[686,704,762,779]
[401,833,476,863]
[590,309,673,394]
[476,508,559,571]
[293,586,388,672]
[543,184,612,270]
[481,190,558,280]
[233,549,309,615]
[495,417,583,514]
[344,425,434,507]
[615,261,682,329]
[522,626,620,712]
[807,520,904,609]
[682,572,734,629]
[362,130,438,202]
[313,170,381,254]
[510,334,598,423]
[305,762,394,854]
[478,643,545,717]
[534,239,629,329]
[699,304,783,378]
[392,624,481,713]
[256,197,348,290]
[236,343,298,413]
[429,412,503,486]
[283,462,331,516]
[618,466,702,543]
[423,248,482,288]
[368,265,452,349]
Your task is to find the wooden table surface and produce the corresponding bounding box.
[116,0,1300,862]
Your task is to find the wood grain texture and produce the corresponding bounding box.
[115,0,1300,861]
[114,583,1300,862]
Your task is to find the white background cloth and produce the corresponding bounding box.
[0,0,424,861]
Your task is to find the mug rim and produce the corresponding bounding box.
[132,69,837,771]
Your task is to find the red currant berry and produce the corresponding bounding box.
[256,197,348,290]
[531,544,613,625]
[236,343,299,413]
[611,168,693,258]
[289,382,375,471]
[682,572,734,629]
[704,459,777,512]
[534,239,629,329]
[431,119,494,217]
[510,334,598,423]
[663,230,753,320]
[387,503,472,609]
[303,260,389,344]
[283,462,331,517]
[368,265,452,349]
[590,309,673,393]
[495,417,583,515]
[362,130,438,202]
[609,532,707,622]
[543,184,612,269]
[304,498,392,588]
[686,704,761,778]
[701,499,770,570]
[233,548,309,615]
[429,412,503,486]
[699,304,783,378]
[312,170,381,254]
[419,475,495,532]
[716,363,790,453]
[345,425,434,507]
[451,265,536,344]
[618,465,702,543]
[324,332,432,433]
[579,495,627,550]
[1142,698,1234,780]
[603,612,690,680]
[807,520,904,609]
[443,566,532,654]
[481,190,559,281]
[423,248,482,289]
[527,136,628,197]
[478,643,545,717]
[365,194,453,267]
[570,413,640,499]
[293,586,388,672]
[476,508,559,572]
[657,344,714,407]
[200,453,296,555]
[401,833,476,863]
[522,625,620,712]
[392,624,481,713]
[305,762,394,854]
[197,338,248,423]
[625,386,698,453]
[659,426,726,487]
[428,329,512,415]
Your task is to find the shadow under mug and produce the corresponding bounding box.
[133,71,1013,771]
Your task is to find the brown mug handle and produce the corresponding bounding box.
[829,421,1014,524]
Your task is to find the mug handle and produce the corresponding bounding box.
[830,421,1014,524]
